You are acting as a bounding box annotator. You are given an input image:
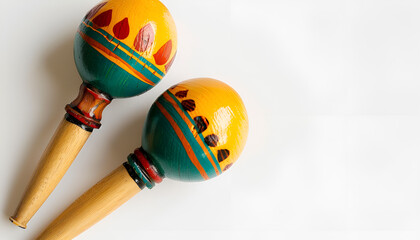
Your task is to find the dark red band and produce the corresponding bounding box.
[134,148,163,183]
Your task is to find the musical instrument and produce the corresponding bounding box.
[36,78,248,240]
[10,0,177,229]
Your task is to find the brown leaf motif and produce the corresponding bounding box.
[217,149,230,162]
[193,116,209,134]
[181,99,196,112]
[204,134,219,147]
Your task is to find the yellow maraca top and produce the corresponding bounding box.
[168,79,249,172]
[89,0,177,63]
[142,78,249,181]
[75,0,177,98]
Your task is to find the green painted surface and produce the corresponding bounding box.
[74,30,157,98]
[80,23,162,84]
[84,20,165,77]
[127,154,154,188]
[142,99,210,182]
[166,91,221,173]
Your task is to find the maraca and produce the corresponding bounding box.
[36,78,248,240]
[10,0,177,229]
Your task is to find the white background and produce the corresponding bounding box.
[1,0,420,239]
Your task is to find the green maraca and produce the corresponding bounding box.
[37,78,249,240]
[10,0,177,229]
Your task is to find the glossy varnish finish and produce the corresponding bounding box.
[10,0,177,228]
[10,119,91,229]
[36,165,140,240]
[75,0,177,98]
[142,78,249,181]
[37,78,249,239]
[65,84,112,129]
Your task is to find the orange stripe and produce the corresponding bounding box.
[82,21,164,79]
[156,102,209,180]
[78,30,155,86]
[163,93,220,175]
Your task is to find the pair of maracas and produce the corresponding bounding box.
[10,0,248,239]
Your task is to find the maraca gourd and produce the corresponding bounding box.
[10,0,177,229]
[36,78,248,240]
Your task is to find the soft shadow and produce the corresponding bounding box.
[4,34,81,221]
[94,111,148,173]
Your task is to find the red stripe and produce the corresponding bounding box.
[134,148,163,183]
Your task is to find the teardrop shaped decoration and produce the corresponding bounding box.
[223,163,233,171]
[217,149,230,162]
[113,18,130,40]
[84,2,107,20]
[134,23,155,52]
[175,90,188,98]
[181,99,196,112]
[193,116,209,134]
[165,51,176,73]
[204,134,219,147]
[153,40,172,65]
[92,9,112,28]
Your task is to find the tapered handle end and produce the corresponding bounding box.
[10,118,91,229]
[9,216,26,229]
[36,164,141,240]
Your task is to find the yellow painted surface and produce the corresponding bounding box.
[169,78,249,171]
[88,0,177,73]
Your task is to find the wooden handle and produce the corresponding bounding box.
[10,118,91,228]
[37,164,141,240]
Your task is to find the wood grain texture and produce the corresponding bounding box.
[37,78,249,239]
[36,165,140,240]
[10,119,91,229]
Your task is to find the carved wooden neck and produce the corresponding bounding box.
[124,147,164,189]
[65,84,112,131]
